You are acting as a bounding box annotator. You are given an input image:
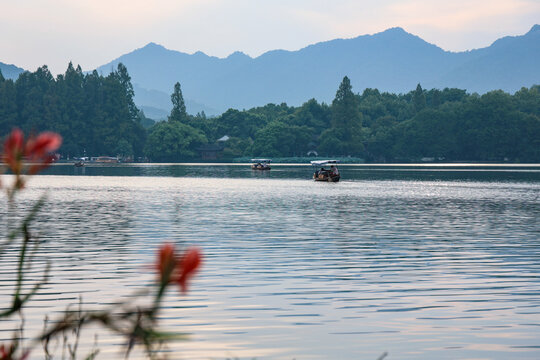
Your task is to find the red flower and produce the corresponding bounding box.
[177,248,202,293]
[25,132,62,159]
[25,132,62,175]
[155,244,202,293]
[3,129,24,175]
[157,243,177,283]
[0,344,26,360]
[2,129,62,184]
[0,344,8,360]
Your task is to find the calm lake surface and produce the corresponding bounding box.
[1,164,539,359]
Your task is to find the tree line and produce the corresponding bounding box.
[1,63,539,162]
[0,63,146,159]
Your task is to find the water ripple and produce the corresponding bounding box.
[0,169,538,359]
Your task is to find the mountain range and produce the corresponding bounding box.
[3,25,539,118]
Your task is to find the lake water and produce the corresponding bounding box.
[1,164,539,359]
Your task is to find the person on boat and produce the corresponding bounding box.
[331,165,339,177]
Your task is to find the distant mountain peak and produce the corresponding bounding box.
[143,42,165,49]
[193,50,209,57]
[227,51,251,60]
[136,42,169,54]
[383,26,407,34]
[527,24,540,34]
[373,26,421,42]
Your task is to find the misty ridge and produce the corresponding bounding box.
[1,25,539,118]
[92,25,540,117]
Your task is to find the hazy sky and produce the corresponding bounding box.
[1,0,539,75]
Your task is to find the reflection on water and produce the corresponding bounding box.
[1,165,539,359]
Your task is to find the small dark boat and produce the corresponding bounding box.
[251,158,272,170]
[311,160,340,182]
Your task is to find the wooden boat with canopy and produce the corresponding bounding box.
[251,159,272,170]
[311,160,340,182]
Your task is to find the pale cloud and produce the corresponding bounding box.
[1,0,215,35]
[286,0,540,49]
[1,0,538,74]
[386,0,536,30]
[1,0,215,73]
[287,1,395,36]
[55,0,216,26]
[384,0,540,50]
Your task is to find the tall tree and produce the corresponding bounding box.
[331,76,362,131]
[413,83,427,112]
[169,82,187,123]
[116,63,138,122]
[327,76,363,155]
[0,74,17,132]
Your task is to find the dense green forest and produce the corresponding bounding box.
[0,63,146,158]
[1,63,539,162]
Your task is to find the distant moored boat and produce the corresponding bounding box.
[95,156,119,163]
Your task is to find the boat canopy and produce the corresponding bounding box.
[251,159,272,163]
[310,160,339,166]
